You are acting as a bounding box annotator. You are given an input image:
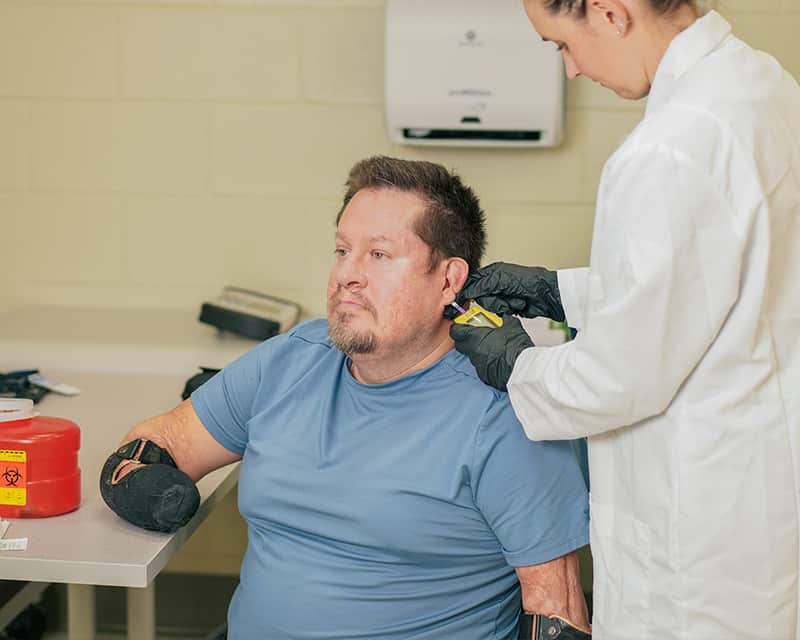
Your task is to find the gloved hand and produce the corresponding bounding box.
[457,262,565,323]
[99,438,200,533]
[450,315,534,391]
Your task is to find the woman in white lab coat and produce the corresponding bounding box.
[451,1,800,638]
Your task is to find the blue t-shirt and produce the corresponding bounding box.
[193,319,589,640]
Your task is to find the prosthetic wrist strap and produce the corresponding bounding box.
[99,438,200,533]
[518,613,591,640]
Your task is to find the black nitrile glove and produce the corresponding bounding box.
[450,315,534,391]
[457,263,565,323]
[99,438,200,533]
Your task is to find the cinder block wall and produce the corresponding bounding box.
[2,0,796,318]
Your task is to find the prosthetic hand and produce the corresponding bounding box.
[450,315,534,391]
[99,438,200,533]
[519,614,592,639]
[457,262,565,323]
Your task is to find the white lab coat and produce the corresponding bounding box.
[508,12,800,640]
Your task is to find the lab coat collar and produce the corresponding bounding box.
[646,10,732,115]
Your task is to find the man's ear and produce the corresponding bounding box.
[441,257,470,304]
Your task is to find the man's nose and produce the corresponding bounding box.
[563,51,581,80]
[336,253,367,288]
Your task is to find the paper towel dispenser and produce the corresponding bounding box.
[385,0,565,148]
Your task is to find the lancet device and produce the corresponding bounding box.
[451,302,503,328]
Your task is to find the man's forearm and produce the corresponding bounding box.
[516,550,591,632]
[116,398,240,481]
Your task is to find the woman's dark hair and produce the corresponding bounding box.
[336,156,486,273]
[542,0,696,16]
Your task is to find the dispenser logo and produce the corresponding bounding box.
[0,450,26,507]
[460,28,483,47]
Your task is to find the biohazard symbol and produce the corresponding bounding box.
[2,466,22,487]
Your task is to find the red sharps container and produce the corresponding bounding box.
[0,399,81,518]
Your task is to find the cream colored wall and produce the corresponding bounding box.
[2,0,796,319]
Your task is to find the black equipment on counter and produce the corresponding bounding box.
[199,287,300,341]
[181,367,221,401]
[0,370,49,404]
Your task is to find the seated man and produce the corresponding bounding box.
[100,156,591,640]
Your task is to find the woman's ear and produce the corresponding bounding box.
[442,257,470,303]
[587,0,632,36]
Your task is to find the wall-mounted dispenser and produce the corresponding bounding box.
[385,0,565,148]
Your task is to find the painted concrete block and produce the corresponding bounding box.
[121,7,298,102]
[12,194,125,284]
[211,104,391,197]
[301,8,384,104]
[122,195,227,288]
[30,102,209,193]
[483,202,595,270]
[0,5,117,98]
[0,102,30,190]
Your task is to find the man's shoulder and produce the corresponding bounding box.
[246,318,335,370]
[286,318,333,348]
[436,350,512,406]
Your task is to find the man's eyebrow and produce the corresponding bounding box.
[334,232,394,243]
[368,234,393,243]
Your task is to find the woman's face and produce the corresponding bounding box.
[524,0,652,100]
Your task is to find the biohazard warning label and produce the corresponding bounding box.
[0,450,26,506]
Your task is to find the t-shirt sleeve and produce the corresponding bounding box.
[471,399,590,567]
[191,336,280,456]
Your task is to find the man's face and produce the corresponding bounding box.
[327,188,448,359]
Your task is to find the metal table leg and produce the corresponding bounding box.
[126,583,156,640]
[67,583,95,640]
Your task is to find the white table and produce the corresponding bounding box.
[0,306,258,639]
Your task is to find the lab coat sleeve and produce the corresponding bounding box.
[508,144,744,439]
[557,267,590,330]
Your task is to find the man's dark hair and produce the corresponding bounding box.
[336,156,486,273]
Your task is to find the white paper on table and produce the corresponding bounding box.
[0,538,28,551]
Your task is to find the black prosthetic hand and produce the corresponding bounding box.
[99,438,200,533]
[518,614,592,639]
